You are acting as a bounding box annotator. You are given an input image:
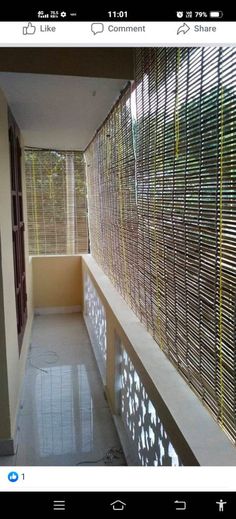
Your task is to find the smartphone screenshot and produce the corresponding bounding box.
[0,6,235,514]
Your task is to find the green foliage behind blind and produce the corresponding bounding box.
[86,47,236,443]
[135,47,236,441]
[85,86,137,309]
[25,149,88,255]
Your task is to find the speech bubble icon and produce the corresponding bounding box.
[91,22,104,35]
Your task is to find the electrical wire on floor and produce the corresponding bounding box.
[28,344,60,374]
[75,447,125,466]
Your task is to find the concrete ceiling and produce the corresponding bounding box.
[0,72,127,150]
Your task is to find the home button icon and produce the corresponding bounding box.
[110,500,127,511]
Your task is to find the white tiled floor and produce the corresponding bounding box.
[0,314,125,466]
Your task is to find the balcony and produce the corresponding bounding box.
[0,47,236,467]
[1,252,235,466]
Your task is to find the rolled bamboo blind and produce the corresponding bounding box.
[85,85,138,312]
[25,149,88,255]
[86,47,236,443]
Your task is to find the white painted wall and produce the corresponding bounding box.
[0,73,127,150]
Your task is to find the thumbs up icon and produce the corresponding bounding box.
[8,471,19,482]
[23,22,36,35]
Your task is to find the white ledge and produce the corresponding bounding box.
[82,254,236,466]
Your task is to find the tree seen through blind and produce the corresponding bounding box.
[25,149,88,255]
[86,47,236,443]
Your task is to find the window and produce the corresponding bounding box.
[25,149,88,255]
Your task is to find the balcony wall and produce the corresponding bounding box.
[26,253,236,465]
[82,254,236,466]
[32,255,82,314]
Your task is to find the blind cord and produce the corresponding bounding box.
[174,48,181,159]
[32,154,40,255]
[219,85,225,427]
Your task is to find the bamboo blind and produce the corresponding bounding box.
[87,47,236,443]
[85,85,138,311]
[135,47,236,441]
[25,149,88,255]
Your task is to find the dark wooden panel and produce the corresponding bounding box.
[9,110,27,353]
[0,48,134,80]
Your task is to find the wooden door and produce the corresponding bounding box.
[9,110,27,352]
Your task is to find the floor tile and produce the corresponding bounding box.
[0,313,125,467]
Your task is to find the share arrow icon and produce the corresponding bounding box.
[177,23,190,35]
